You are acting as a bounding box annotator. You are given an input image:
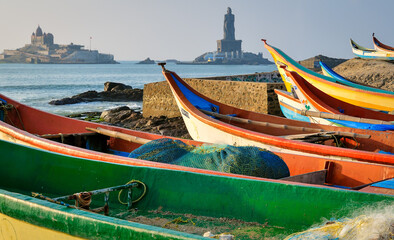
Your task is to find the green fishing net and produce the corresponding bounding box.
[128,138,289,179]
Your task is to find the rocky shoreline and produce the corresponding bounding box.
[50,82,143,105]
[59,82,190,139]
[68,106,191,139]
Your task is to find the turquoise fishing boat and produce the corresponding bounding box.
[350,38,394,61]
[319,61,353,84]
[0,139,393,239]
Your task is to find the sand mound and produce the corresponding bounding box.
[332,58,394,92]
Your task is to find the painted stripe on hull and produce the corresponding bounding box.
[0,212,84,240]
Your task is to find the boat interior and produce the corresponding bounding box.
[35,126,394,195]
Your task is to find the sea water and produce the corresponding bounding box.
[0,62,276,115]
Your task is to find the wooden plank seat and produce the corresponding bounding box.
[38,132,97,139]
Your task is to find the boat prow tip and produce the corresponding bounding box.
[157,62,167,71]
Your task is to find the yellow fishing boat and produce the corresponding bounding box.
[263,39,394,112]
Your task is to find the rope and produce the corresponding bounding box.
[75,192,92,209]
[163,217,195,228]
[118,179,147,205]
[0,102,25,130]
[32,192,73,208]
[331,134,359,149]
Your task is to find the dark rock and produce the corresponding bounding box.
[90,106,189,139]
[69,109,190,139]
[77,90,100,98]
[49,97,84,105]
[100,89,143,101]
[49,83,143,105]
[104,82,133,92]
[100,106,137,124]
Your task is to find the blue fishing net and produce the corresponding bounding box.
[128,138,289,179]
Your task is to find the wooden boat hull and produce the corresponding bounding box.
[0,139,393,239]
[275,89,337,126]
[278,69,394,131]
[263,40,394,111]
[0,94,393,188]
[351,38,394,60]
[373,33,394,54]
[162,68,394,165]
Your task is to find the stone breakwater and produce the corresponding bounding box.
[143,78,285,118]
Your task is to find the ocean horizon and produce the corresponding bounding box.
[0,62,276,116]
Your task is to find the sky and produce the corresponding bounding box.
[0,0,393,61]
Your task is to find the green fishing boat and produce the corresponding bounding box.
[0,139,392,239]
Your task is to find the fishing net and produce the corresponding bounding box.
[285,214,394,240]
[128,138,289,179]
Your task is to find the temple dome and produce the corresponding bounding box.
[36,25,43,36]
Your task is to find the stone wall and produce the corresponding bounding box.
[198,71,281,82]
[143,78,285,118]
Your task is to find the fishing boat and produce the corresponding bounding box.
[350,38,394,61]
[319,61,390,90]
[0,139,393,239]
[160,63,394,165]
[262,39,394,111]
[320,60,394,100]
[1,93,393,187]
[274,67,394,131]
[373,33,394,53]
[319,61,353,84]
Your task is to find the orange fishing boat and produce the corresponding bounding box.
[0,92,393,189]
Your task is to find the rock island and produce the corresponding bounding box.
[0,26,117,64]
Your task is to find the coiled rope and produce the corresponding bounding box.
[75,192,92,209]
[118,179,147,205]
[0,102,25,130]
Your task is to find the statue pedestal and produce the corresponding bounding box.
[217,39,242,53]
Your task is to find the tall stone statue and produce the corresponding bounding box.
[217,7,241,53]
[223,7,235,40]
